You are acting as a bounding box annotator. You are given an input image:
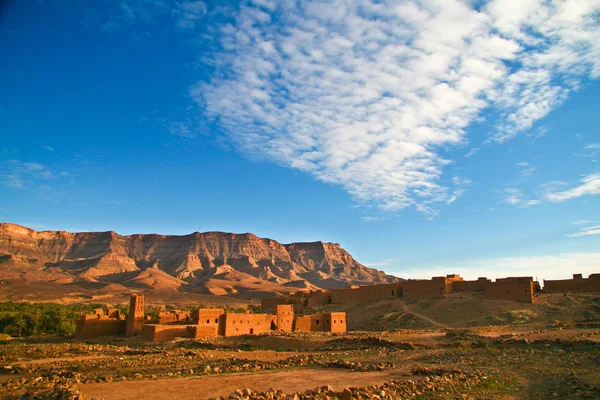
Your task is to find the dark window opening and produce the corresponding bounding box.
[250,328,254,334]
[206,319,210,324]
[215,318,218,323]
[316,320,320,325]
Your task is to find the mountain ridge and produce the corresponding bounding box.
[0,223,399,299]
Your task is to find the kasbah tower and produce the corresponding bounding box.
[125,293,145,337]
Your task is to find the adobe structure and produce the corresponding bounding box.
[262,272,600,312]
[75,294,347,342]
[543,273,600,293]
[75,308,126,340]
[125,293,145,337]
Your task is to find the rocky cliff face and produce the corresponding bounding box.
[0,223,398,297]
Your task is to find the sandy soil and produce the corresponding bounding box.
[79,368,413,400]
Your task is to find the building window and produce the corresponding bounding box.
[326,320,329,324]
[206,319,210,324]
[340,320,343,323]
[316,320,320,325]
[334,320,337,323]
[215,318,218,323]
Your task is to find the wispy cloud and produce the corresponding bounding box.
[566,225,600,238]
[0,160,62,189]
[96,0,207,31]
[543,174,600,202]
[464,148,480,158]
[364,259,393,267]
[42,146,54,151]
[583,143,600,158]
[573,219,593,225]
[195,0,600,214]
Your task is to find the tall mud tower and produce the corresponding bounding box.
[125,294,145,337]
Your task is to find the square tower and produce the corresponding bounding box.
[125,294,145,337]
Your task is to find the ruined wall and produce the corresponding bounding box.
[222,313,274,336]
[484,281,535,303]
[75,313,126,339]
[276,305,294,332]
[293,312,346,333]
[453,278,492,292]
[544,274,600,293]
[125,294,144,337]
[158,310,191,324]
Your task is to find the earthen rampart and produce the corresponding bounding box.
[544,274,600,293]
[484,281,535,303]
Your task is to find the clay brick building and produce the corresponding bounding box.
[75,308,125,339]
[158,310,191,324]
[262,273,552,308]
[77,294,347,342]
[294,312,346,333]
[543,273,600,293]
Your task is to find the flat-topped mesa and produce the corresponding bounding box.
[0,223,398,291]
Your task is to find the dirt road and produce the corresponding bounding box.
[80,368,411,399]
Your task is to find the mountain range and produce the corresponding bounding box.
[0,223,398,299]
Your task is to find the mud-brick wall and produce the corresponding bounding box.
[306,291,332,307]
[276,305,294,332]
[194,309,225,333]
[453,279,491,292]
[543,277,600,293]
[141,325,190,342]
[75,317,126,339]
[260,298,287,314]
[187,325,217,339]
[402,280,445,298]
[331,288,361,304]
[222,313,273,336]
[293,313,344,332]
[484,281,534,303]
[356,283,402,301]
[158,310,191,324]
[328,312,346,333]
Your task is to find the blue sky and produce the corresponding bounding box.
[1,0,599,281]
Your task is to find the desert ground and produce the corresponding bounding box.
[1,293,599,399]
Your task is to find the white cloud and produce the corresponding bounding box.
[174,1,207,29]
[543,173,600,202]
[194,0,600,213]
[42,146,54,151]
[573,219,593,225]
[464,148,480,158]
[365,259,393,267]
[566,225,600,238]
[0,160,69,189]
[501,187,541,207]
[393,253,600,282]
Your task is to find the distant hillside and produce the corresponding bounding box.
[0,223,398,300]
